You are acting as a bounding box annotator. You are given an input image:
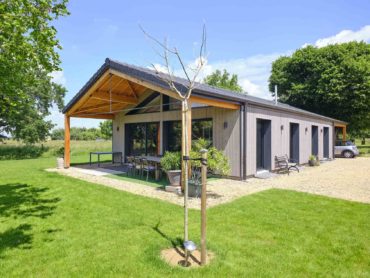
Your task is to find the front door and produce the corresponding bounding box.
[290,123,300,162]
[311,125,318,156]
[323,127,329,158]
[256,119,271,170]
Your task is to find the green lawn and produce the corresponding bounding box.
[0,157,369,277]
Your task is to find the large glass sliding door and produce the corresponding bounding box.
[125,122,159,156]
[163,118,213,152]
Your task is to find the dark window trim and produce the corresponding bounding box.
[125,121,160,156]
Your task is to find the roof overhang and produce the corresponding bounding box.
[63,59,241,118]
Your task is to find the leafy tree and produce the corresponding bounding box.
[204,69,244,93]
[51,125,111,141]
[269,42,370,133]
[0,0,69,143]
[50,128,64,140]
[99,121,113,140]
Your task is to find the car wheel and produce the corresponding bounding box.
[342,150,354,158]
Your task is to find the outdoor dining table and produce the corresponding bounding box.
[90,151,122,167]
[139,156,162,181]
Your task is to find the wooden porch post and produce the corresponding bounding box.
[343,126,347,142]
[64,115,71,168]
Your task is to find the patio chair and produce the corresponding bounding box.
[142,158,156,181]
[126,156,135,176]
[275,155,299,175]
[134,157,143,177]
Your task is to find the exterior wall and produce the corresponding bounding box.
[246,104,333,176]
[112,105,241,177]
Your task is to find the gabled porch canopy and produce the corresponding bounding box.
[63,58,241,167]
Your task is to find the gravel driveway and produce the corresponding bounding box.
[47,157,370,209]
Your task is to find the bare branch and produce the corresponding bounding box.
[140,24,207,101]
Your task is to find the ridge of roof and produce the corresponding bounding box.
[62,58,347,124]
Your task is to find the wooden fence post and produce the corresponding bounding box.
[200,149,208,265]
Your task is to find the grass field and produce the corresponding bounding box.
[0,153,369,276]
[354,138,370,157]
[0,140,112,163]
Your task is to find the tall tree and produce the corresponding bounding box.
[0,0,69,143]
[204,69,244,93]
[269,42,370,134]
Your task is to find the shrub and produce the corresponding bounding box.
[160,151,181,171]
[55,147,64,158]
[160,138,231,176]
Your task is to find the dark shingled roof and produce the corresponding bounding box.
[63,58,346,124]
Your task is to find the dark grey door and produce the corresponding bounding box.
[290,123,300,162]
[256,119,271,170]
[323,127,329,158]
[311,125,318,156]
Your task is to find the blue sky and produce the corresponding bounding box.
[50,0,370,128]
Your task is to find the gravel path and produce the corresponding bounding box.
[47,157,370,209]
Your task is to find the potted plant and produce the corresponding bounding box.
[187,139,231,197]
[309,155,320,166]
[55,147,65,169]
[161,151,181,187]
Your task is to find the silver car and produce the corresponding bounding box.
[335,140,359,158]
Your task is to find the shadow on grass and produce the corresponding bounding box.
[0,183,61,254]
[152,221,203,265]
[0,224,32,257]
[0,145,49,160]
[152,220,185,257]
[0,183,60,219]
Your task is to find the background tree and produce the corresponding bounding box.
[99,121,113,140]
[0,0,69,143]
[204,69,244,93]
[269,42,370,134]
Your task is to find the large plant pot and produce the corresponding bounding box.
[188,182,201,198]
[166,170,181,186]
[57,157,64,169]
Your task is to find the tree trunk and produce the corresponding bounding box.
[182,99,191,242]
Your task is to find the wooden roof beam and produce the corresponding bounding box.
[70,113,115,120]
[190,95,240,110]
[125,80,138,100]
[110,69,183,101]
[75,102,127,114]
[90,91,138,104]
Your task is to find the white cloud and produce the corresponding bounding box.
[150,63,169,74]
[50,71,66,86]
[307,25,370,48]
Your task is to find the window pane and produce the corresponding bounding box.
[163,119,213,152]
[127,123,146,156]
[192,119,213,147]
[126,122,159,156]
[146,122,159,156]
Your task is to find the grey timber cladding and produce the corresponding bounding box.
[113,106,241,177]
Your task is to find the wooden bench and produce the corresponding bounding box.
[275,155,299,175]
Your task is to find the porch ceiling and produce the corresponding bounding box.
[68,72,149,119]
[66,66,240,120]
